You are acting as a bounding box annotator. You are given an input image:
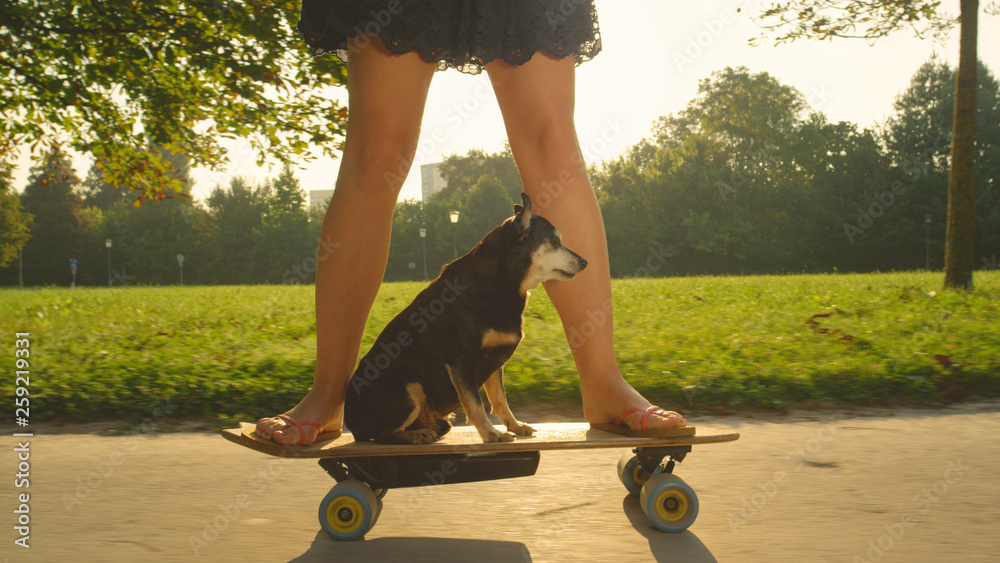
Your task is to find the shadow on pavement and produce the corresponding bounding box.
[290,532,532,562]
[622,496,717,562]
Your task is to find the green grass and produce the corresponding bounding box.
[2,271,999,424]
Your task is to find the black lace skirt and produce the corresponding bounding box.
[298,0,601,74]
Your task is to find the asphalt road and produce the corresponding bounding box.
[3,402,998,562]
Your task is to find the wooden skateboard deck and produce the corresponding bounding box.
[222,422,740,539]
[222,422,740,458]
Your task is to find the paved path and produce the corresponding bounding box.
[3,402,998,562]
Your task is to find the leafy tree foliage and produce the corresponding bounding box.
[755,0,957,43]
[883,57,1000,271]
[754,0,994,288]
[4,61,998,285]
[13,148,91,285]
[0,162,32,268]
[81,162,131,210]
[1,0,348,203]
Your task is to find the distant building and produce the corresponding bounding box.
[420,163,447,202]
[309,189,335,211]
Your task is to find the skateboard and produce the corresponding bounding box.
[222,422,739,540]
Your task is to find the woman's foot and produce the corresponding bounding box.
[581,374,687,431]
[255,388,343,446]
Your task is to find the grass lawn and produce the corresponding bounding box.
[2,271,998,424]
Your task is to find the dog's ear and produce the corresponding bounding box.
[514,192,533,236]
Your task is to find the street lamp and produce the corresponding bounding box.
[925,213,932,270]
[105,239,113,288]
[449,210,460,259]
[418,228,429,281]
[177,253,185,286]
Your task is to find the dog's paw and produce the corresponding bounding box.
[403,428,440,444]
[507,421,536,436]
[482,429,517,443]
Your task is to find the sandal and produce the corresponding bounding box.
[590,406,696,437]
[247,414,342,445]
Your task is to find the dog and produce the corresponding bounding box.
[344,193,588,444]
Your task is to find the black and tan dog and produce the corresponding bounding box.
[345,193,587,444]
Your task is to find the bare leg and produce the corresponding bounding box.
[485,53,686,431]
[256,36,437,444]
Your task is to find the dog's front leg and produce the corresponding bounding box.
[446,365,515,443]
[484,368,535,436]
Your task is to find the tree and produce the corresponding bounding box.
[0,162,32,269]
[755,0,992,287]
[1,1,349,203]
[205,177,270,284]
[883,56,1000,272]
[436,147,522,204]
[269,163,306,214]
[96,196,209,285]
[386,199,429,282]
[252,166,314,283]
[15,148,88,285]
[591,66,908,276]
[82,162,131,210]
[943,0,978,288]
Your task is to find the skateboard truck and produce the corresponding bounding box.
[634,445,690,475]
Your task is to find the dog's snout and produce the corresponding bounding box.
[578,257,588,271]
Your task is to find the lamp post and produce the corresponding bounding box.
[177,253,185,286]
[449,210,460,259]
[105,239,113,288]
[418,228,429,281]
[924,214,932,270]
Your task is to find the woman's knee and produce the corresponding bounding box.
[515,111,581,158]
[337,135,419,197]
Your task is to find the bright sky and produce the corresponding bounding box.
[12,0,1000,203]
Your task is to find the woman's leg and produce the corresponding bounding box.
[485,53,686,430]
[256,36,437,445]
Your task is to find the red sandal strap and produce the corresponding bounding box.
[276,415,322,445]
[639,406,665,431]
[614,407,646,427]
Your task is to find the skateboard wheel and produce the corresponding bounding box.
[639,474,699,533]
[318,480,379,541]
[617,453,648,497]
